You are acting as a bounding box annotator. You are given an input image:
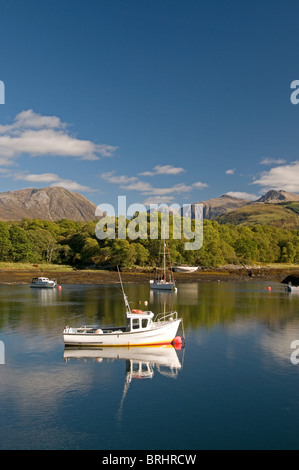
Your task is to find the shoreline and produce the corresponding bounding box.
[0,265,298,285]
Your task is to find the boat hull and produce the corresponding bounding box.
[173,266,198,273]
[64,319,181,347]
[30,283,56,288]
[150,282,175,290]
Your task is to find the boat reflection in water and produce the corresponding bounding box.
[63,345,183,417]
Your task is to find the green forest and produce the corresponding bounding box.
[0,214,298,268]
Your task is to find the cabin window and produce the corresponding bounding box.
[132,319,140,330]
[142,319,148,329]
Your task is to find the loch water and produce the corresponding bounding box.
[0,280,299,450]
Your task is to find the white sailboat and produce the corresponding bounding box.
[63,268,182,347]
[150,237,176,291]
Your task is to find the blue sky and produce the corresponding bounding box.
[1,0,299,213]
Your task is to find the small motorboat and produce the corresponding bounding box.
[30,277,57,288]
[64,269,182,347]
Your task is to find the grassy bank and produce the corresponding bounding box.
[0,262,297,285]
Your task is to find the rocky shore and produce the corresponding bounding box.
[0,265,298,285]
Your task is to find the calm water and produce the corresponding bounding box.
[0,280,299,450]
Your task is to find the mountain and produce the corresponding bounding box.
[216,201,299,229]
[182,194,251,220]
[256,190,299,203]
[0,187,102,221]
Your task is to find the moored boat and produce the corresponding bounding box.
[150,236,176,291]
[63,269,182,347]
[172,266,198,273]
[30,277,57,288]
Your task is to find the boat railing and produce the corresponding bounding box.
[154,311,178,323]
[77,325,98,332]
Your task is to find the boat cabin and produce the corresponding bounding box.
[126,310,154,332]
[31,277,50,283]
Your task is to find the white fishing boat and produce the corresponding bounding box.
[30,277,57,288]
[150,236,175,291]
[173,266,198,273]
[63,269,182,347]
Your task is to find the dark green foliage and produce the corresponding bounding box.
[0,217,298,268]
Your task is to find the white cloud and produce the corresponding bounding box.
[260,157,286,165]
[192,181,209,189]
[0,109,118,164]
[0,109,65,133]
[14,172,93,192]
[139,164,186,176]
[142,196,175,205]
[101,172,208,196]
[225,168,235,175]
[252,161,299,193]
[101,171,138,184]
[225,191,258,201]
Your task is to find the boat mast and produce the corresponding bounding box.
[162,225,166,280]
[117,266,131,314]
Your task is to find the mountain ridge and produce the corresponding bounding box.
[0,186,298,224]
[0,187,101,221]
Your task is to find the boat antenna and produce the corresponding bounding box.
[117,266,131,314]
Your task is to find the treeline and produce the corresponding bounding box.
[0,215,298,268]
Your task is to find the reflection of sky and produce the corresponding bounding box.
[1,283,299,449]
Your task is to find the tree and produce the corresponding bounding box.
[9,225,33,262]
[234,237,258,263]
[0,222,12,260]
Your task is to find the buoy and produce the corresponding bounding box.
[58,285,62,290]
[174,336,183,344]
[267,286,271,291]
[144,300,148,306]
[173,336,183,350]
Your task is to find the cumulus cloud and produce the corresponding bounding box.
[139,164,186,176]
[225,168,235,175]
[0,109,118,164]
[100,172,138,185]
[101,171,208,196]
[14,172,93,192]
[225,191,258,201]
[252,161,299,193]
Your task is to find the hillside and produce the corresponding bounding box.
[0,187,101,221]
[256,190,299,203]
[216,201,299,229]
[182,194,251,219]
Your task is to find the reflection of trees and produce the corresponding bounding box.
[1,282,299,334]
